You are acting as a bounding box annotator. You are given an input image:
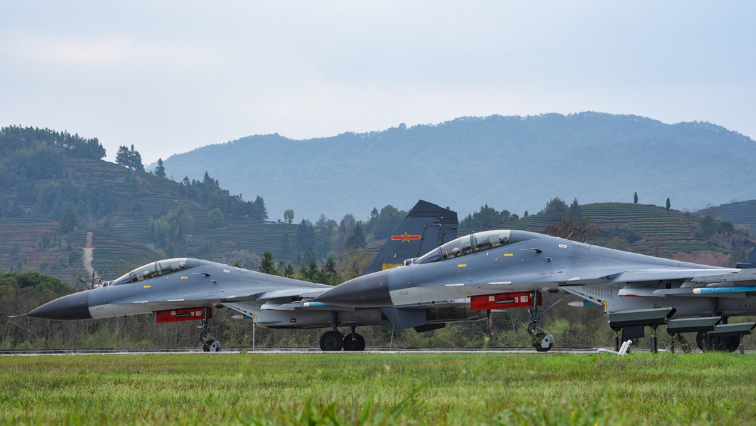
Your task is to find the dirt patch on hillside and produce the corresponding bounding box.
[673,250,731,267]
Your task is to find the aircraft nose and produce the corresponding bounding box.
[313,270,392,308]
[26,291,91,320]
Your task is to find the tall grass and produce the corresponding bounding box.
[0,352,753,425]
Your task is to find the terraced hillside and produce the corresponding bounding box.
[0,156,321,284]
[699,200,756,234]
[505,202,748,256]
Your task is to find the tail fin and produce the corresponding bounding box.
[737,247,756,268]
[360,200,457,276]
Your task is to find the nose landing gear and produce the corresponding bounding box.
[527,291,569,352]
[199,307,222,352]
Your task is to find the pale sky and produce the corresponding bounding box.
[2,1,754,165]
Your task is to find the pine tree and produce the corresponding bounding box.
[346,222,367,250]
[258,251,276,275]
[129,145,145,172]
[154,158,166,178]
[115,146,130,167]
[666,198,671,211]
[634,192,639,204]
[303,245,317,266]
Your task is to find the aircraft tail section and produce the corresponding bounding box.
[737,247,756,268]
[360,200,457,276]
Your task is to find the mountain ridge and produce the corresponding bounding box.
[155,111,756,222]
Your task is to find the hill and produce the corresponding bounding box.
[0,127,327,283]
[698,200,756,235]
[156,112,756,222]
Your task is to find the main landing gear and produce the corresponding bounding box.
[199,307,222,352]
[319,313,365,351]
[527,290,569,352]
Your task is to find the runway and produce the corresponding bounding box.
[1,347,608,356]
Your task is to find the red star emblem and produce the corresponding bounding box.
[391,232,422,242]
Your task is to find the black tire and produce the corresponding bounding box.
[531,332,552,352]
[319,331,343,351]
[355,333,366,351]
[343,334,357,351]
[344,333,366,351]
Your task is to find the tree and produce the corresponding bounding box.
[303,245,317,266]
[346,222,366,250]
[284,209,294,224]
[569,198,583,219]
[634,192,638,204]
[115,146,130,168]
[9,244,20,258]
[149,205,195,247]
[60,207,77,233]
[115,145,145,171]
[321,256,338,285]
[666,198,671,211]
[129,145,144,171]
[258,251,276,275]
[280,233,292,260]
[208,208,225,228]
[295,219,316,252]
[524,210,529,218]
[154,158,166,178]
[543,213,599,243]
[541,197,569,222]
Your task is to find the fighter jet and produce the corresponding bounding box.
[313,229,756,351]
[17,201,485,351]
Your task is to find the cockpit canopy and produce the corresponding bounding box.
[414,230,512,265]
[109,258,194,286]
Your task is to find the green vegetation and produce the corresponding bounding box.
[1,353,755,425]
[115,144,144,171]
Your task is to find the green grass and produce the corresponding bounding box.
[0,353,754,425]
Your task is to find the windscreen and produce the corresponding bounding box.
[111,258,190,286]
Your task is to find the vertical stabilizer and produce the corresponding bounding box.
[360,200,457,276]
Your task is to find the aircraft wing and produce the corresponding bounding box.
[560,268,740,286]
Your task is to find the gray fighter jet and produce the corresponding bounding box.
[313,229,756,351]
[17,201,486,351]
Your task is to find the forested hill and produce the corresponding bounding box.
[157,112,756,221]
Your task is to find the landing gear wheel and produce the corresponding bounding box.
[203,339,221,352]
[343,333,365,351]
[319,331,344,351]
[531,332,554,352]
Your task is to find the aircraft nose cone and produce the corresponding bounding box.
[26,291,91,320]
[314,270,392,308]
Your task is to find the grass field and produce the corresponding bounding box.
[1,353,754,425]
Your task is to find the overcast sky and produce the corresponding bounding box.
[2,1,754,165]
